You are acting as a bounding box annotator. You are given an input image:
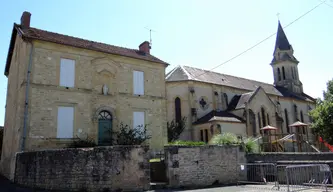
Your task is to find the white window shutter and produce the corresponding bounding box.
[133,111,145,134]
[57,106,74,138]
[60,58,75,87]
[133,71,144,95]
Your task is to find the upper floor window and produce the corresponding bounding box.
[282,67,286,80]
[277,68,281,81]
[175,97,182,123]
[133,70,144,95]
[60,58,75,87]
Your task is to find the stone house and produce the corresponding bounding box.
[1,11,168,180]
[166,21,316,144]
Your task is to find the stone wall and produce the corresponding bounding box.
[165,145,245,188]
[247,152,333,163]
[14,145,150,191]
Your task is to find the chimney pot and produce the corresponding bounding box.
[139,41,151,54]
[20,11,31,29]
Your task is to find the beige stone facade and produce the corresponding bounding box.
[1,12,168,180]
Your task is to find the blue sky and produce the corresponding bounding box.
[0,0,333,126]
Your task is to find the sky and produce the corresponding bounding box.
[0,0,333,126]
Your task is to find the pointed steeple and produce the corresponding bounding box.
[274,21,291,52]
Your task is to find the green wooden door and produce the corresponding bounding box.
[98,119,112,145]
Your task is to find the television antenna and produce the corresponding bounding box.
[144,26,156,46]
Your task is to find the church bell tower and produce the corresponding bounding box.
[270,21,303,93]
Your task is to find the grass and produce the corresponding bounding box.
[149,158,161,162]
[168,140,206,146]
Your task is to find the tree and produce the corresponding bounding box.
[309,79,333,144]
[167,117,187,142]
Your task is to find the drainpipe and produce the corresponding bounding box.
[21,41,34,152]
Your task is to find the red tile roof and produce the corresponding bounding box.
[5,24,168,75]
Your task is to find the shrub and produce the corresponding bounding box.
[167,117,187,142]
[209,133,240,145]
[243,137,259,153]
[168,140,206,146]
[112,122,151,145]
[67,135,96,148]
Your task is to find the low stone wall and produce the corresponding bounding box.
[165,145,245,188]
[247,152,333,162]
[14,145,150,191]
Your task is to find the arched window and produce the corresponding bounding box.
[282,67,286,80]
[294,104,298,121]
[223,93,228,109]
[291,67,295,79]
[277,68,281,81]
[98,110,112,120]
[175,97,181,123]
[261,107,266,126]
[258,112,262,129]
[285,109,290,133]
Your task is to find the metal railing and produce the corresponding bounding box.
[237,163,333,192]
[284,164,332,192]
[238,163,278,189]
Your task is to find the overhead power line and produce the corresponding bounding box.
[167,0,326,89]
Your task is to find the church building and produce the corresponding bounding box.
[166,22,316,144]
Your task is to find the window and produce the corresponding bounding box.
[175,97,181,123]
[261,107,266,126]
[258,112,262,129]
[200,128,210,143]
[223,93,228,109]
[285,109,290,133]
[282,67,286,80]
[133,111,145,135]
[57,106,74,138]
[294,104,298,121]
[277,68,281,81]
[300,111,305,134]
[60,58,75,87]
[133,71,144,95]
[291,67,295,79]
[267,114,270,125]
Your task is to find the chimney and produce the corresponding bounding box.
[20,11,31,29]
[139,41,151,54]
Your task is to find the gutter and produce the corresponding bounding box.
[21,41,34,152]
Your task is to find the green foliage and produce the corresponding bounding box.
[243,137,259,153]
[168,140,206,146]
[209,133,240,145]
[67,135,96,148]
[112,122,151,145]
[309,79,333,145]
[167,117,187,142]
